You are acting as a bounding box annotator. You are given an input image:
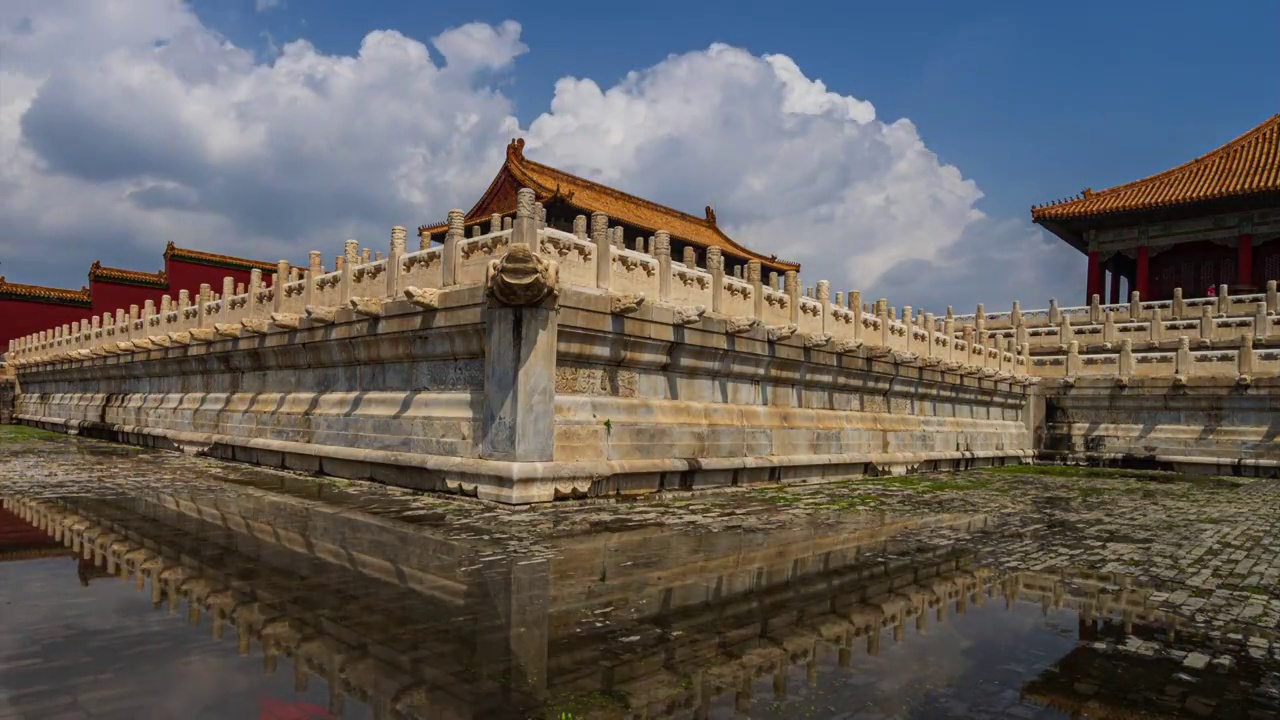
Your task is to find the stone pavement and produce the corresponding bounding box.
[2,426,1278,638]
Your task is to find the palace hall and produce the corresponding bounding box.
[419,138,799,279]
[1033,114,1279,303]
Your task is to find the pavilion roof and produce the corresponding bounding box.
[163,242,278,273]
[0,276,92,307]
[1032,114,1280,222]
[421,138,800,271]
[88,261,167,288]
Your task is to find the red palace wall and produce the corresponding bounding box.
[88,279,166,317]
[165,258,261,301]
[0,299,93,351]
[89,261,265,318]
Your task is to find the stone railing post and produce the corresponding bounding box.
[573,215,587,241]
[143,301,155,330]
[707,248,724,315]
[1217,284,1229,315]
[220,277,235,322]
[655,231,672,302]
[513,188,538,249]
[1089,294,1101,324]
[1255,302,1268,341]
[1118,338,1133,379]
[388,226,406,298]
[490,213,502,234]
[443,211,464,287]
[339,242,357,305]
[784,271,799,324]
[1149,307,1163,343]
[849,290,862,339]
[1172,287,1185,318]
[1175,336,1191,376]
[272,260,288,311]
[747,260,763,319]
[197,284,211,329]
[1102,311,1116,343]
[974,304,986,336]
[1066,340,1080,377]
[1239,334,1254,376]
[1199,305,1213,341]
[1010,300,1022,327]
[305,251,322,307]
[591,212,611,291]
[248,269,263,318]
[924,312,936,359]
[816,280,831,332]
[1267,280,1278,314]
[1128,291,1141,320]
[1047,298,1061,325]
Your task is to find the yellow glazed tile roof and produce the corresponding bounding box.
[424,139,800,271]
[88,261,167,288]
[0,277,91,306]
[163,242,278,272]
[1032,114,1280,221]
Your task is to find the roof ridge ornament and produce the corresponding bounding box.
[705,205,717,226]
[507,137,526,160]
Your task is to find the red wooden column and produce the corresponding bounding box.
[1136,246,1150,298]
[1238,234,1254,287]
[1086,251,1102,303]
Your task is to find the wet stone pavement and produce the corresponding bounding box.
[0,425,1278,719]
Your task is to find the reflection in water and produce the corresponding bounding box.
[0,492,1276,719]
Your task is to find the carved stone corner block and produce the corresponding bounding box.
[609,292,645,315]
[403,286,441,310]
[725,317,759,335]
[189,328,217,343]
[304,305,337,325]
[485,244,558,307]
[350,297,386,318]
[148,335,172,348]
[168,331,192,346]
[866,345,893,359]
[213,323,242,339]
[833,339,863,354]
[766,324,797,342]
[1236,374,1252,387]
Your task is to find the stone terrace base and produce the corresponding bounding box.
[1039,376,1280,478]
[16,413,1030,504]
[12,284,1036,504]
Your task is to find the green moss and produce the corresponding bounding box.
[540,691,629,720]
[985,463,1243,487]
[0,424,66,443]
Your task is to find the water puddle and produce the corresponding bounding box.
[1,489,1276,719]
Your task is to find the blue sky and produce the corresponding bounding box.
[199,0,1279,222]
[1,0,1275,309]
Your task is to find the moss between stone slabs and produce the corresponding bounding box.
[0,424,66,443]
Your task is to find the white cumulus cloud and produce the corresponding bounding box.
[0,0,1078,312]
